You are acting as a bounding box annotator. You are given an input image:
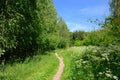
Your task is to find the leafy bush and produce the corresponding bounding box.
[58,39,68,48]
[82,29,115,46]
[74,40,83,46]
[68,46,94,80]
[70,52,94,80]
[81,45,120,80]
[68,45,120,80]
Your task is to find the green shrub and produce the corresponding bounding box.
[68,46,94,80]
[81,44,120,80]
[74,40,83,46]
[70,53,94,80]
[68,45,120,80]
[82,29,115,46]
[58,39,68,48]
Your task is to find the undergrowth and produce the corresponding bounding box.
[0,52,59,80]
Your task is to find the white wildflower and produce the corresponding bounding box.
[105,73,112,78]
[113,76,118,80]
[98,72,103,75]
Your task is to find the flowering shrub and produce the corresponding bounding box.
[81,44,120,80]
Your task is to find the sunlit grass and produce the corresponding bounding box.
[57,46,87,80]
[0,46,95,80]
[0,52,59,80]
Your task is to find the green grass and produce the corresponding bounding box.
[0,46,94,80]
[57,46,87,80]
[0,52,59,80]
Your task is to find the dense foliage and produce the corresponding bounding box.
[72,30,86,46]
[36,0,59,51]
[82,29,115,46]
[82,45,120,80]
[70,47,94,80]
[0,0,70,62]
[57,17,70,48]
[0,0,39,61]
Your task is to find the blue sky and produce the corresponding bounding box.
[53,0,110,32]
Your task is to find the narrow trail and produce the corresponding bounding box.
[53,53,64,80]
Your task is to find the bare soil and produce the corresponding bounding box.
[53,53,64,80]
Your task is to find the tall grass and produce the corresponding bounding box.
[57,46,91,80]
[0,52,59,80]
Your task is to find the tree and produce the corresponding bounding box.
[0,0,39,60]
[105,0,120,41]
[57,17,70,48]
[72,30,86,40]
[36,0,59,51]
[110,0,120,17]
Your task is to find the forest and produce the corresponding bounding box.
[0,0,120,80]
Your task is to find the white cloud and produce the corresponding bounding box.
[79,6,109,16]
[66,22,94,32]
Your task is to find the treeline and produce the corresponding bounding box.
[0,0,70,62]
[71,0,120,47]
[71,29,115,46]
[70,0,120,79]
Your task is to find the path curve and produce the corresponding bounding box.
[53,53,64,80]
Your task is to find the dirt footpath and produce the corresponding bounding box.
[53,53,64,80]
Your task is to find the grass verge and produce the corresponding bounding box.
[57,46,87,80]
[0,52,59,80]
